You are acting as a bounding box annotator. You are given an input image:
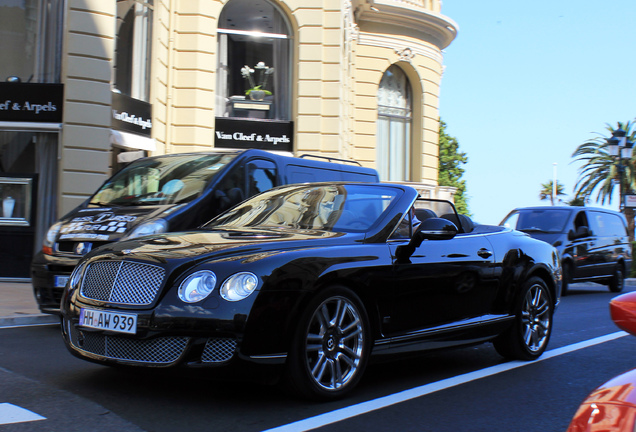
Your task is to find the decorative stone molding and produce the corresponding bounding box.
[359,33,443,63]
[395,47,415,62]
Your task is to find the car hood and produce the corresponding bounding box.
[83,227,353,266]
[56,205,175,242]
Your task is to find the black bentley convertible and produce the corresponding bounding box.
[60,182,561,400]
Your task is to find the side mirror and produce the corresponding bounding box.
[568,226,590,240]
[416,217,459,242]
[396,218,458,262]
[567,229,576,241]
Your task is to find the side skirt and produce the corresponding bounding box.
[372,314,514,356]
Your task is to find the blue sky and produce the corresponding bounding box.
[438,1,636,224]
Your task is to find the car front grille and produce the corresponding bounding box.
[68,323,188,364]
[80,260,165,306]
[201,338,237,363]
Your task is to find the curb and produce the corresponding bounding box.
[0,314,60,328]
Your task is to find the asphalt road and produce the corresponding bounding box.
[1,283,634,432]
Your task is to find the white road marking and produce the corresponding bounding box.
[0,403,46,425]
[264,331,629,432]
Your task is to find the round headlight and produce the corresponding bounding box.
[220,272,259,302]
[125,219,168,239]
[178,270,217,303]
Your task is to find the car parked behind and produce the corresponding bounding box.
[500,206,631,295]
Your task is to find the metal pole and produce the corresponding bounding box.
[552,163,557,205]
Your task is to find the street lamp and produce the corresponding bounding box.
[607,128,634,210]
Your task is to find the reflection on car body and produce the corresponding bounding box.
[61,182,561,400]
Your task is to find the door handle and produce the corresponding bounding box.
[477,248,493,259]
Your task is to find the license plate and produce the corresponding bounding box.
[54,275,70,288]
[79,308,137,334]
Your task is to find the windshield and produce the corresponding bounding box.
[502,209,570,233]
[89,153,237,206]
[205,184,401,233]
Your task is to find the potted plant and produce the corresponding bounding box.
[241,62,274,101]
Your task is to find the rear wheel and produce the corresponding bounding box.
[494,277,553,360]
[608,265,625,293]
[284,286,370,401]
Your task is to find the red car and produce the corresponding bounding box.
[566,291,636,431]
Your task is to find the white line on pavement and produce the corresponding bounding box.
[0,403,46,425]
[264,331,629,432]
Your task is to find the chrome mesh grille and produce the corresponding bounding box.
[80,261,165,306]
[201,338,237,363]
[68,323,188,364]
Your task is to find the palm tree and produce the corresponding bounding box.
[572,121,636,240]
[539,180,566,205]
[566,195,586,206]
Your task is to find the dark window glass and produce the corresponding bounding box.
[114,0,153,101]
[507,209,571,233]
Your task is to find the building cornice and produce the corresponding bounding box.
[354,0,458,49]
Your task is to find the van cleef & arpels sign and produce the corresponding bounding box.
[111,91,152,137]
[215,117,293,152]
[0,83,63,123]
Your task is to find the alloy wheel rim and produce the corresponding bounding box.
[521,284,551,352]
[304,296,365,391]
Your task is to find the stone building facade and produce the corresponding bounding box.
[0,0,457,278]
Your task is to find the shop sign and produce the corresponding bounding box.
[215,117,293,152]
[0,83,63,123]
[624,195,636,208]
[112,92,152,137]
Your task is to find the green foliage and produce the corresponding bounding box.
[572,120,636,241]
[572,121,636,205]
[539,180,566,205]
[567,196,586,206]
[438,120,470,215]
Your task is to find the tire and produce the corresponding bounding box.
[284,286,371,401]
[494,277,554,361]
[608,265,625,293]
[561,262,571,296]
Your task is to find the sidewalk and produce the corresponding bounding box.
[0,281,59,328]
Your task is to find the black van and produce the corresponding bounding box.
[31,149,379,313]
[500,206,632,295]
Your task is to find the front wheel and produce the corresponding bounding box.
[494,277,554,361]
[284,286,371,401]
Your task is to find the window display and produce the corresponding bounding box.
[0,176,33,226]
[216,0,292,121]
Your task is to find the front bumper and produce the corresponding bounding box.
[60,296,289,369]
[62,315,240,366]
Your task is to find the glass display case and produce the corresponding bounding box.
[0,176,33,226]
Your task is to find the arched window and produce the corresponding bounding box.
[216,0,292,121]
[376,65,412,181]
